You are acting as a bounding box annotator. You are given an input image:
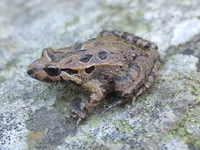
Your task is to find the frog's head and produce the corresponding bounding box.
[27,48,71,83]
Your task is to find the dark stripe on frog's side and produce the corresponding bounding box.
[62,68,78,75]
[85,66,95,74]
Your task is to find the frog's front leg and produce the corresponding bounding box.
[71,79,106,125]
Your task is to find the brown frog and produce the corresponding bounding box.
[27,30,160,125]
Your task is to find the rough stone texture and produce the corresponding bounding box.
[0,0,200,150]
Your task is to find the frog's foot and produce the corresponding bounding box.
[100,98,131,116]
[68,110,88,126]
[100,100,123,116]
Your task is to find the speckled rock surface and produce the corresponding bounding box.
[0,0,200,150]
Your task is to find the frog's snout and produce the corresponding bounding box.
[27,63,34,76]
[27,62,42,77]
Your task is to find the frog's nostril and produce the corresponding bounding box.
[27,69,34,75]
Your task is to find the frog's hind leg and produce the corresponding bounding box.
[97,30,158,50]
[100,98,130,116]
[112,30,158,50]
[135,60,160,98]
[100,77,137,116]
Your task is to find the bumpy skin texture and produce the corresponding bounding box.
[27,30,160,125]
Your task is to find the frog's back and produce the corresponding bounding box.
[60,36,129,70]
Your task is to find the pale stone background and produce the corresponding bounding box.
[0,0,200,150]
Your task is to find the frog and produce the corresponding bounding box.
[27,30,160,125]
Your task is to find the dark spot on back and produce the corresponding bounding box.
[116,76,127,82]
[144,43,151,49]
[98,51,107,60]
[128,62,140,73]
[85,66,95,74]
[63,69,78,75]
[79,54,93,63]
[132,37,140,43]
[73,44,83,51]
[121,32,128,39]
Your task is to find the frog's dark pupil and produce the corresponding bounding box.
[45,65,60,76]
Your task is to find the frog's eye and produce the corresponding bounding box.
[44,64,61,76]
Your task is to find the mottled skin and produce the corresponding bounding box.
[27,30,160,125]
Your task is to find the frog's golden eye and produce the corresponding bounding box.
[44,64,61,76]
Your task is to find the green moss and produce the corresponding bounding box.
[113,119,133,134]
[164,107,200,149]
[184,76,200,102]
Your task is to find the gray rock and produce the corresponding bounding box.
[0,0,200,150]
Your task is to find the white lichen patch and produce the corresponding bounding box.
[163,138,189,150]
[160,54,199,79]
[171,18,200,46]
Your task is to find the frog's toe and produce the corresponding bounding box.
[67,110,88,126]
[75,112,88,126]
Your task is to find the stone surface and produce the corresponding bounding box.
[0,0,200,150]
